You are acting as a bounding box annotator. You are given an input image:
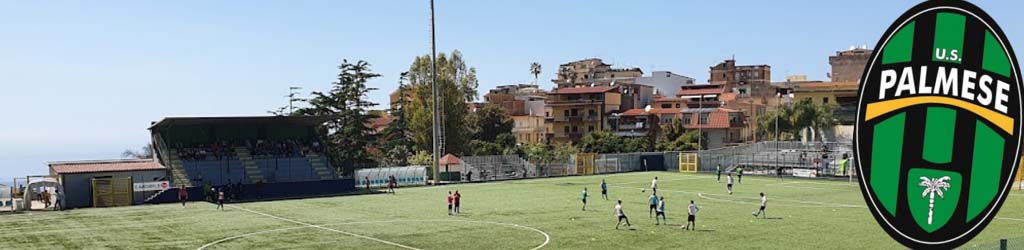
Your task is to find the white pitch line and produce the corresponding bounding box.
[996,217,1024,222]
[198,219,550,250]
[228,205,421,250]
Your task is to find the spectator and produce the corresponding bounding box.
[54,190,63,211]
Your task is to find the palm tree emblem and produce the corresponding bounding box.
[918,176,951,225]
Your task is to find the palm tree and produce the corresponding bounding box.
[530,62,542,85]
[918,176,951,225]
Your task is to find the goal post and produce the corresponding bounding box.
[679,152,698,173]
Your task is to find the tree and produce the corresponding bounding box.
[405,50,478,155]
[622,137,648,153]
[122,143,154,159]
[408,151,433,166]
[470,104,514,142]
[655,119,704,151]
[756,99,839,142]
[918,176,951,225]
[377,73,413,166]
[579,131,628,153]
[530,62,542,85]
[294,59,380,174]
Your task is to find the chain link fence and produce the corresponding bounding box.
[698,141,856,178]
[353,141,856,184]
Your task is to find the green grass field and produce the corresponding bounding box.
[2,172,1022,249]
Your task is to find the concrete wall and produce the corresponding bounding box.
[60,170,168,209]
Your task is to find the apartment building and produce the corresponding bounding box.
[545,86,622,144]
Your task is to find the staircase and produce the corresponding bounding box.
[234,147,265,183]
[307,152,335,180]
[166,149,192,187]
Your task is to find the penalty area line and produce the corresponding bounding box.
[227,204,421,250]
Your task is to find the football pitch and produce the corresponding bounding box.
[2,172,1022,249]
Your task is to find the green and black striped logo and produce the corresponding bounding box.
[855,1,1021,249]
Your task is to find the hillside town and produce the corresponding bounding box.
[368,47,869,159]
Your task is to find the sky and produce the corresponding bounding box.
[1,0,1022,178]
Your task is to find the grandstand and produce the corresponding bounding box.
[148,116,354,201]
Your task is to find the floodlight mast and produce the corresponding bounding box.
[430,0,441,184]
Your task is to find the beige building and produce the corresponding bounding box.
[829,47,872,82]
[545,86,622,144]
[791,81,859,125]
[512,115,546,145]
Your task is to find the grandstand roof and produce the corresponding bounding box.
[49,159,165,175]
[150,116,332,130]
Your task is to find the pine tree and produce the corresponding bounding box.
[295,59,380,174]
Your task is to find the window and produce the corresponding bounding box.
[545,111,550,117]
[588,109,596,117]
[699,112,710,125]
[661,104,672,109]
[588,126,594,132]
[683,113,693,124]
[571,109,579,116]
[823,97,830,104]
[572,126,579,132]
[563,110,570,117]
[564,126,570,133]
[675,103,681,108]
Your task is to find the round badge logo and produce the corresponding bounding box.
[855,1,1022,249]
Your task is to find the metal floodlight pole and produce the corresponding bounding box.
[429,0,441,184]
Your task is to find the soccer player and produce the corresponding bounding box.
[683,200,699,230]
[726,174,734,195]
[650,176,658,194]
[454,190,462,214]
[655,196,666,225]
[716,164,722,183]
[217,188,224,210]
[614,200,631,229]
[648,193,658,218]
[447,191,454,215]
[364,176,370,190]
[737,167,743,183]
[388,176,396,194]
[581,188,588,211]
[600,179,608,200]
[178,184,188,207]
[753,192,768,219]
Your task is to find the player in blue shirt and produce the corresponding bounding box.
[648,193,658,218]
[600,179,608,200]
[581,188,589,211]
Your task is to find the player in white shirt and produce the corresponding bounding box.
[726,174,734,195]
[614,200,631,229]
[655,196,667,225]
[683,200,699,230]
[753,192,767,218]
[650,176,658,194]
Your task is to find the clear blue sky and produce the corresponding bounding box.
[1,1,1022,178]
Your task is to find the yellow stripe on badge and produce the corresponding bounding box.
[865,96,1015,135]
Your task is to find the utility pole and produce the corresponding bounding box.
[430,0,441,184]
